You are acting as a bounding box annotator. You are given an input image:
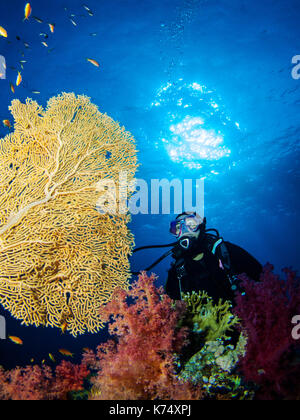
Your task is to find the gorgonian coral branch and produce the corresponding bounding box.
[0,92,137,336]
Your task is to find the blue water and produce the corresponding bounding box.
[0,0,299,369]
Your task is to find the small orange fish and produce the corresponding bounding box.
[41,41,48,47]
[10,83,15,93]
[87,58,100,67]
[9,336,23,345]
[16,72,22,86]
[60,321,68,334]
[24,3,32,20]
[0,26,7,38]
[59,349,73,357]
[3,119,11,128]
[48,23,55,33]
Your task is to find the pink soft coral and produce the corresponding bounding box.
[0,365,53,400]
[234,263,300,399]
[51,360,90,399]
[0,361,89,400]
[84,271,202,400]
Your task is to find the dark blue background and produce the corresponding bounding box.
[0,0,299,369]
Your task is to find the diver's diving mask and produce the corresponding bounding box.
[169,213,202,238]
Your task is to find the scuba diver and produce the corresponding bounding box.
[165,212,262,303]
[131,212,262,361]
[132,211,262,304]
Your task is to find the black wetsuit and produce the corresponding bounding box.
[165,234,262,303]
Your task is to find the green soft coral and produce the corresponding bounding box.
[181,291,240,341]
[176,291,253,399]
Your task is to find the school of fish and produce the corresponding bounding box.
[0,2,100,129]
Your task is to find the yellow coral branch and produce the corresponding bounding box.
[0,192,58,237]
[0,239,54,252]
[0,92,137,336]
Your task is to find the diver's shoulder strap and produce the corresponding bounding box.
[210,237,239,290]
[211,238,231,270]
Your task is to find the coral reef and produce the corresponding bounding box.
[234,263,300,399]
[0,93,137,336]
[0,360,89,400]
[178,336,252,400]
[176,290,250,399]
[83,272,203,400]
[1,263,299,400]
[181,290,240,342]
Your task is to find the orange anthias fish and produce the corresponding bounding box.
[87,58,100,67]
[9,336,23,345]
[24,3,32,20]
[0,26,7,38]
[60,321,68,334]
[3,119,11,128]
[10,83,15,93]
[59,349,73,357]
[16,72,22,86]
[48,23,55,33]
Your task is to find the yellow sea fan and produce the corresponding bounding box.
[182,290,240,342]
[0,92,138,336]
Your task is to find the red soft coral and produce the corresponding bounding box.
[84,271,202,400]
[0,365,53,400]
[52,360,90,399]
[234,263,300,399]
[0,360,90,400]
